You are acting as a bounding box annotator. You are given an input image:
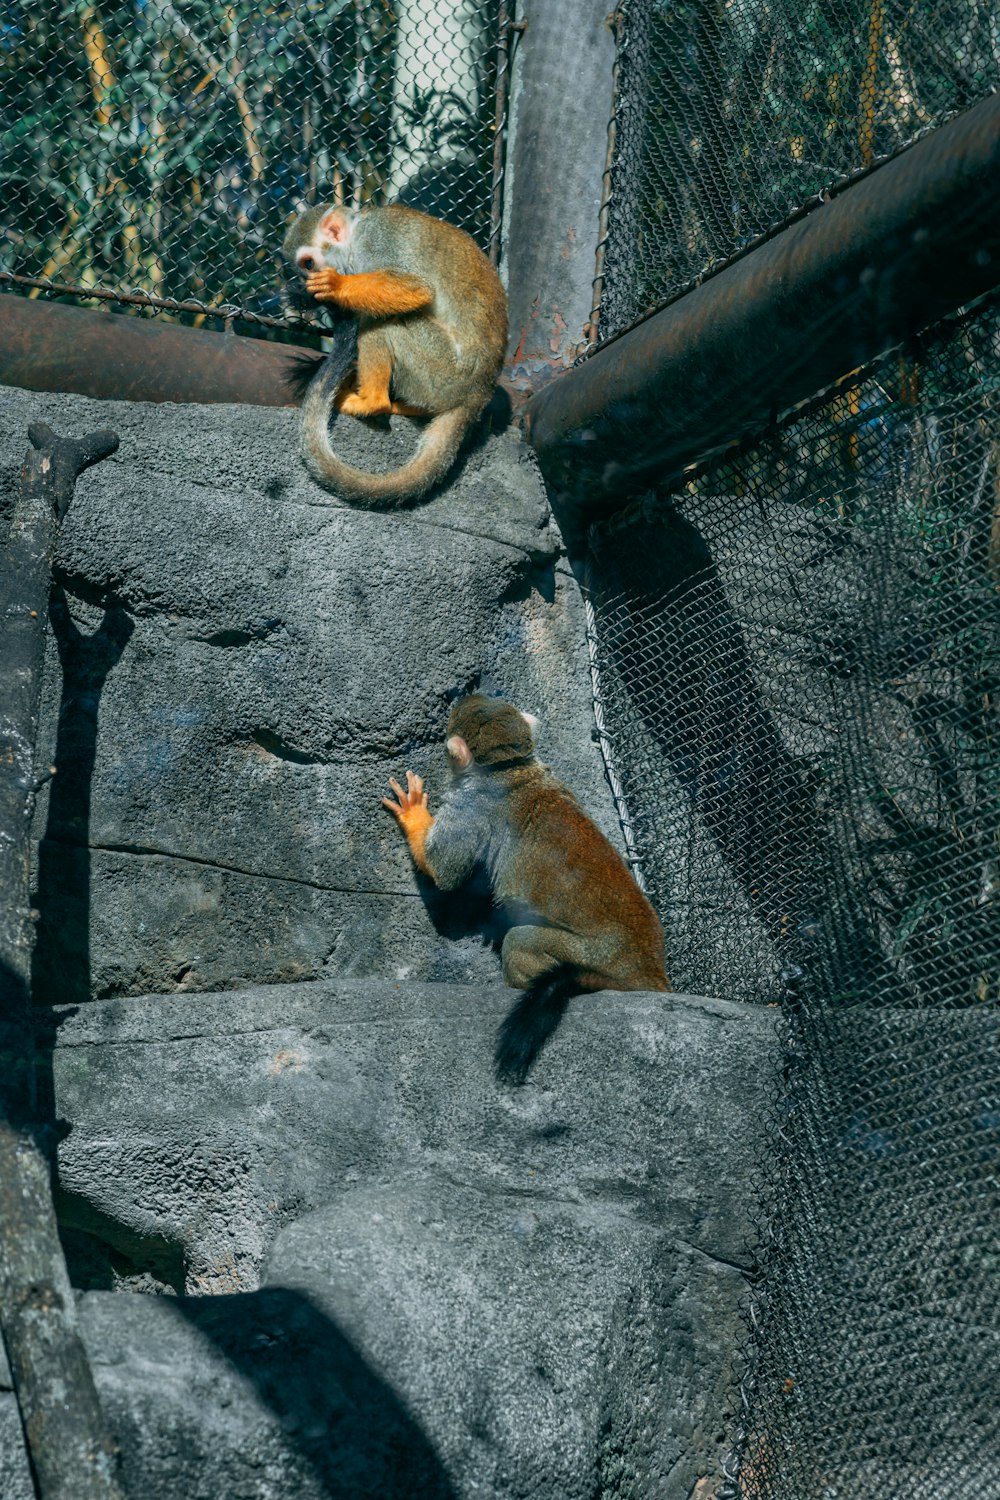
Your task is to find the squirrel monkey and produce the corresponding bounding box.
[282,204,507,507]
[383,695,670,1084]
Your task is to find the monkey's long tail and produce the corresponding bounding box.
[301,378,474,509]
[494,965,590,1086]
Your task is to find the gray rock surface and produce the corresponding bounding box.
[0,382,615,1003]
[0,1339,32,1500]
[0,381,776,1498]
[35,980,775,1498]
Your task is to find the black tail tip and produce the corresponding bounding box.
[493,1015,534,1087]
[283,350,325,400]
[493,965,584,1086]
[283,314,359,401]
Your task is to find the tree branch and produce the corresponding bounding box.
[0,421,124,1500]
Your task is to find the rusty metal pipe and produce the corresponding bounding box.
[0,294,322,406]
[524,94,1000,543]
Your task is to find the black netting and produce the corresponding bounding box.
[0,1,503,326]
[599,0,1000,339]
[585,301,1000,1495]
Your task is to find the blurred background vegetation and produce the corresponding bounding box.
[3,2,997,337]
[0,0,501,329]
[604,0,1000,330]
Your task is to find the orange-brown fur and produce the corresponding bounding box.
[500,776,669,994]
[305,268,434,323]
[386,774,435,875]
[384,696,669,1080]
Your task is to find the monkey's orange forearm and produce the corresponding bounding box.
[311,268,433,317]
[400,805,436,878]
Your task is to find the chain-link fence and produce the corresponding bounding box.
[598,0,1000,340]
[585,296,1000,1494]
[589,15,1000,1483]
[0,0,506,327]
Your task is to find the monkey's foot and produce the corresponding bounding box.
[306,268,345,302]
[389,401,430,418]
[338,391,392,418]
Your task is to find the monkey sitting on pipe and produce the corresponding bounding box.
[383,695,670,1084]
[282,203,507,507]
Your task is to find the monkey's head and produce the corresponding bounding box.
[446,694,540,772]
[283,205,359,282]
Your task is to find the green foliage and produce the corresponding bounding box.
[787,306,1000,997]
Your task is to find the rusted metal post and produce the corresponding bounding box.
[0,422,125,1500]
[524,93,1000,549]
[488,4,528,269]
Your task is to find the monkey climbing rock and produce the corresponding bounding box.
[283,204,507,508]
[383,695,670,1084]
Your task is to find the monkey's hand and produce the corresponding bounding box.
[306,267,346,303]
[382,772,436,878]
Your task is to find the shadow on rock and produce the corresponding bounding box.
[172,1286,457,1499]
[31,589,134,1006]
[417,866,510,956]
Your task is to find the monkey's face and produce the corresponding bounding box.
[284,206,357,282]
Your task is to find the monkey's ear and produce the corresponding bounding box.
[319,209,351,243]
[446,735,473,769]
[520,711,540,735]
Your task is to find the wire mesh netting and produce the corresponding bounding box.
[599,0,1000,339]
[585,299,1000,1495]
[0,0,504,325]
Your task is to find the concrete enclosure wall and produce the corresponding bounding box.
[0,382,616,1005]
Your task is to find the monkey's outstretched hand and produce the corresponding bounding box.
[383,772,435,876]
[382,770,429,823]
[307,265,434,318]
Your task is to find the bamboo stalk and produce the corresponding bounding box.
[227,50,267,181]
[80,6,116,126]
[859,0,885,166]
[148,0,266,181]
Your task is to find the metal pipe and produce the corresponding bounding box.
[500,0,619,390]
[0,294,322,406]
[524,93,1000,544]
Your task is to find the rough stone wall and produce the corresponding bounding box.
[0,383,617,1004]
[0,381,775,1499]
[34,981,774,1500]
